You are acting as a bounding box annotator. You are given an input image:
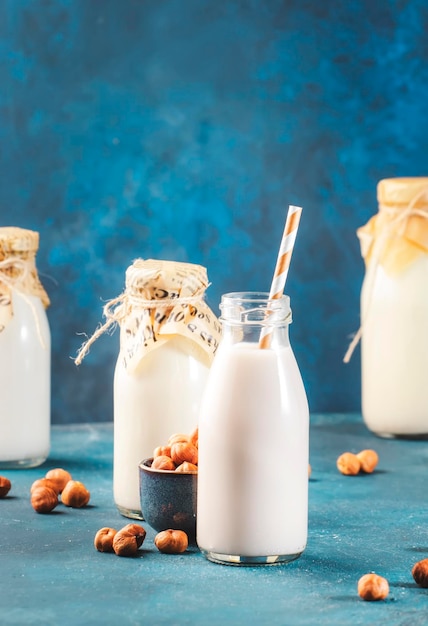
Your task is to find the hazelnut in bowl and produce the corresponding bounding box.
[139,457,197,543]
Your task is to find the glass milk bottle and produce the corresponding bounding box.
[197,292,309,565]
[0,227,51,468]
[356,177,428,438]
[76,259,221,519]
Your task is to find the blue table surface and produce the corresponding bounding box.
[0,413,427,626]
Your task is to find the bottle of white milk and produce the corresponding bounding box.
[0,227,51,468]
[197,292,309,565]
[355,177,428,438]
[76,259,221,519]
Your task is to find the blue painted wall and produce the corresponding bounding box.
[1,0,428,423]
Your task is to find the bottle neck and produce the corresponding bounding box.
[221,320,290,349]
[219,292,292,349]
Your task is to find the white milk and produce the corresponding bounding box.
[0,291,50,467]
[114,337,209,518]
[197,341,309,563]
[361,257,428,436]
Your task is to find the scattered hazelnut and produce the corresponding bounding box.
[153,445,171,458]
[412,558,428,588]
[94,527,118,553]
[45,468,72,493]
[31,478,60,495]
[31,486,58,514]
[113,523,146,557]
[154,529,189,554]
[356,449,379,473]
[336,452,361,476]
[61,480,90,508]
[175,461,198,473]
[171,441,198,466]
[357,573,389,601]
[151,455,176,471]
[0,476,11,498]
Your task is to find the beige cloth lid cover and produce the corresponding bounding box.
[120,259,221,370]
[0,227,50,331]
[75,258,221,371]
[357,177,428,274]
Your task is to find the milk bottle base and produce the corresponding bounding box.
[116,503,144,521]
[364,418,428,440]
[369,429,428,441]
[201,549,303,566]
[0,455,48,470]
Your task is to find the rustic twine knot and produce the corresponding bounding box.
[74,292,206,366]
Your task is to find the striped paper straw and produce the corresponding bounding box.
[259,204,302,349]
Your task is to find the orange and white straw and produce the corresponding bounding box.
[259,204,302,349]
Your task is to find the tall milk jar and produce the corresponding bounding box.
[357,177,428,438]
[197,292,309,565]
[0,227,51,468]
[74,259,221,519]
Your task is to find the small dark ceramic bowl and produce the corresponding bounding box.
[139,458,197,542]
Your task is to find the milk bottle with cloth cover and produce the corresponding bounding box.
[0,227,51,468]
[346,177,428,438]
[76,259,221,519]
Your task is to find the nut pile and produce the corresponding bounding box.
[94,525,188,557]
[151,428,198,472]
[30,467,90,513]
[336,449,379,476]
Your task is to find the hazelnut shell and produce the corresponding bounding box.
[112,524,146,557]
[0,476,11,498]
[61,480,90,508]
[412,559,428,588]
[154,529,189,554]
[31,486,58,514]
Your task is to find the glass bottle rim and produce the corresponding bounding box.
[220,291,291,325]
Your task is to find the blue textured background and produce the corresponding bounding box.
[1,0,428,424]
